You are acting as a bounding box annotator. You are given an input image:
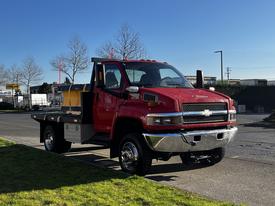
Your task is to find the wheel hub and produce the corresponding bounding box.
[121,142,139,171]
[45,132,54,150]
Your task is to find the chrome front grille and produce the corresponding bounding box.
[182,103,228,124]
[182,103,227,112]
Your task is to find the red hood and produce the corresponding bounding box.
[140,88,230,104]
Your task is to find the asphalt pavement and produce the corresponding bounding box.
[0,112,274,206]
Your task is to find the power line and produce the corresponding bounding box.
[230,66,275,70]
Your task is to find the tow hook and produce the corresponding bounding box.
[181,134,197,146]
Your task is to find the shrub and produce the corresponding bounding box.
[0,102,14,110]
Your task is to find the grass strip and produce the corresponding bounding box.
[0,138,236,206]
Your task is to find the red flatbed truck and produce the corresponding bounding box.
[32,57,238,175]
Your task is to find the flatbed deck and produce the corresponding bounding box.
[31,112,82,124]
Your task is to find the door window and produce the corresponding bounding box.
[104,64,122,89]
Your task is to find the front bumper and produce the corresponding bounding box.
[143,127,238,152]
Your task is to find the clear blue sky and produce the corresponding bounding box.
[1,0,275,84]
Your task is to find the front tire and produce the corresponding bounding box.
[119,133,152,176]
[43,125,71,153]
[179,152,193,165]
[205,147,225,165]
[180,147,225,166]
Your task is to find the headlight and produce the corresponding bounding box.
[147,114,183,126]
[228,110,237,121]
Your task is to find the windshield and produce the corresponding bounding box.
[125,62,193,88]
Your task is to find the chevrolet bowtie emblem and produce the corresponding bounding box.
[202,109,212,117]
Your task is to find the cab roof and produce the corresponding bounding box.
[91,57,167,64]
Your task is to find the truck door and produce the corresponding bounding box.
[93,63,124,133]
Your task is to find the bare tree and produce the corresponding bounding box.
[95,41,116,59]
[51,37,89,84]
[0,64,8,85]
[115,24,146,59]
[96,24,147,60]
[21,57,43,107]
[8,64,23,85]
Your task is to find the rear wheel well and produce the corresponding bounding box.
[110,118,144,158]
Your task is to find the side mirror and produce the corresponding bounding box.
[126,86,139,93]
[196,70,204,88]
[96,64,105,88]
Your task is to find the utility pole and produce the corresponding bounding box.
[214,50,223,84]
[15,73,19,109]
[225,67,231,81]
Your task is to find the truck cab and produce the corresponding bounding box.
[32,58,238,175]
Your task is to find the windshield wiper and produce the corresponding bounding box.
[133,83,153,87]
[166,83,185,87]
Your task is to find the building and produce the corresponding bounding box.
[267,80,275,86]
[30,82,68,106]
[185,76,217,85]
[0,85,12,96]
[0,85,11,103]
[228,79,240,86]
[240,79,267,86]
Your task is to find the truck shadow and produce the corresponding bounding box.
[149,163,211,175]
[147,163,208,182]
[0,143,219,194]
[0,144,128,194]
[146,175,178,182]
[65,149,214,178]
[69,146,108,152]
[64,152,120,170]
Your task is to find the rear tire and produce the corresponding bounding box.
[43,125,71,153]
[119,133,152,176]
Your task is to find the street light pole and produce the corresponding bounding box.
[214,50,223,84]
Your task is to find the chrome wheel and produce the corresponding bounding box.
[120,142,139,172]
[43,125,71,153]
[119,134,152,175]
[44,131,54,151]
